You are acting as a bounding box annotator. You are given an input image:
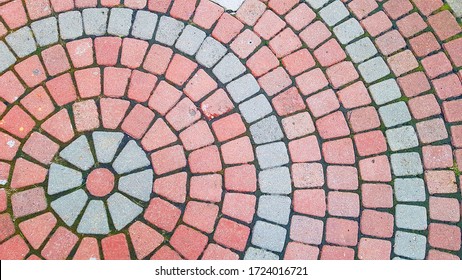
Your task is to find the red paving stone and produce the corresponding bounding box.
[0,0,461,261]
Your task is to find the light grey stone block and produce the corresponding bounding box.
[60,135,95,171]
[319,0,349,26]
[0,42,16,73]
[5,27,36,58]
[118,169,153,202]
[175,25,206,56]
[132,11,158,40]
[386,126,419,151]
[196,37,227,68]
[47,164,83,195]
[394,178,426,202]
[226,73,260,103]
[256,142,289,169]
[77,200,110,235]
[112,140,150,174]
[394,231,427,260]
[251,220,287,252]
[390,152,423,176]
[82,8,109,36]
[51,189,88,226]
[358,56,391,83]
[107,8,133,37]
[213,53,246,84]
[396,204,428,230]
[333,18,364,44]
[257,195,291,225]
[259,167,292,194]
[239,94,272,123]
[155,16,184,46]
[31,17,58,47]
[370,79,402,105]
[250,115,284,144]
[305,0,329,9]
[59,11,84,40]
[211,0,245,11]
[244,247,279,260]
[345,38,377,63]
[379,101,412,128]
[107,192,143,230]
[447,0,462,17]
[93,131,124,164]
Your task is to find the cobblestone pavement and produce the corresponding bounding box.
[0,0,461,260]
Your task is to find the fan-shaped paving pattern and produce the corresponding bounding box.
[0,0,461,260]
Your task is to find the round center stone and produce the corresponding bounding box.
[86,168,115,197]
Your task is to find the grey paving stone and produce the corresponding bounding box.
[47,164,83,195]
[346,37,378,63]
[244,247,279,260]
[196,37,227,68]
[390,152,423,176]
[82,8,109,36]
[155,16,184,46]
[386,126,419,151]
[370,79,402,105]
[112,140,150,174]
[379,101,412,128]
[31,17,58,47]
[5,27,36,58]
[226,73,260,103]
[447,0,462,17]
[175,25,207,56]
[257,195,291,225]
[77,200,110,235]
[358,56,391,83]
[258,167,292,194]
[0,42,16,73]
[305,0,329,9]
[319,0,350,26]
[256,142,289,169]
[239,94,272,123]
[396,204,428,230]
[107,8,133,37]
[394,178,426,202]
[60,135,95,171]
[132,11,158,40]
[211,0,245,11]
[118,169,153,202]
[51,189,88,226]
[333,18,364,44]
[250,115,284,144]
[213,53,246,84]
[251,220,287,252]
[394,231,427,260]
[107,192,143,230]
[93,131,124,164]
[59,11,84,40]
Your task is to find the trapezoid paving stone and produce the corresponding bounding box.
[59,11,84,40]
[396,204,428,231]
[155,16,185,46]
[239,94,272,123]
[195,37,227,68]
[82,8,109,36]
[59,135,95,171]
[226,73,260,103]
[107,8,133,37]
[250,115,284,144]
[118,169,154,202]
[77,200,110,235]
[92,131,124,164]
[345,37,377,63]
[394,231,427,260]
[390,152,424,177]
[319,0,349,26]
[333,18,364,45]
[132,11,158,40]
[379,102,412,128]
[5,27,36,58]
[112,140,150,175]
[358,57,391,83]
[0,42,16,73]
[257,195,291,225]
[244,247,279,260]
[212,53,246,84]
[258,167,292,194]
[394,178,426,202]
[251,220,287,252]
[47,164,83,195]
[107,192,143,231]
[31,17,58,47]
[175,25,207,56]
[386,126,419,151]
[51,189,88,226]
[369,79,402,105]
[256,142,289,170]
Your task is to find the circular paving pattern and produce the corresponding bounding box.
[0,0,461,260]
